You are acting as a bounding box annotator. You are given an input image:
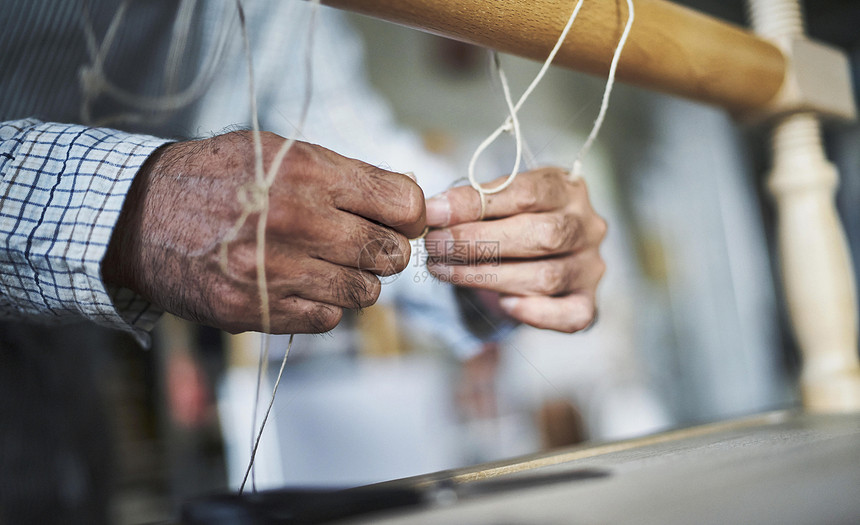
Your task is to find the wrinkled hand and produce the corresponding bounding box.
[103,131,425,334]
[424,168,606,333]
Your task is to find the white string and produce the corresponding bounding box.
[467,0,635,212]
[572,0,635,178]
[232,0,266,494]
[84,0,632,493]
[467,51,524,204]
[467,0,585,201]
[79,0,236,126]
[233,0,620,492]
[248,333,267,492]
[239,334,295,494]
[232,0,321,495]
[233,6,624,487]
[164,0,197,95]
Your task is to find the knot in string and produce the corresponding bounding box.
[237,181,269,214]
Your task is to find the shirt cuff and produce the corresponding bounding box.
[0,119,171,345]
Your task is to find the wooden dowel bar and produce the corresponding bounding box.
[321,0,787,113]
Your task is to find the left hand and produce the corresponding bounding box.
[424,168,606,333]
[103,132,425,334]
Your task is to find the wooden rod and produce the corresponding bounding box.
[370,412,791,489]
[321,0,787,113]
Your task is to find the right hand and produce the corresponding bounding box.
[424,168,606,333]
[103,131,426,334]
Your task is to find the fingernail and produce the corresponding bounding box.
[423,229,452,256]
[425,194,451,227]
[499,296,520,312]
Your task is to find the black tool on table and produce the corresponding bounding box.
[181,468,609,524]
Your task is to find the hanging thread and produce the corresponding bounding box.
[79,0,236,126]
[82,0,633,494]
[239,334,295,494]
[572,0,635,178]
[230,0,321,494]
[234,2,634,484]
[467,0,635,216]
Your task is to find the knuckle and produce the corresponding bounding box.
[333,271,380,309]
[567,301,597,333]
[541,167,567,188]
[596,257,607,280]
[357,168,424,226]
[392,240,412,273]
[536,178,557,206]
[595,215,608,242]
[536,263,567,295]
[305,303,343,333]
[535,215,574,253]
[356,226,409,274]
[514,186,539,212]
[533,168,565,200]
[381,234,411,274]
[364,276,382,306]
[282,141,326,180]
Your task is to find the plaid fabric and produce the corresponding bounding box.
[0,118,170,343]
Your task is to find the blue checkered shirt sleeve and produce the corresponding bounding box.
[0,119,172,343]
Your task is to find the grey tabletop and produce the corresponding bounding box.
[342,411,860,525]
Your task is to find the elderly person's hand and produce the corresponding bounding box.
[103,131,425,334]
[424,168,606,333]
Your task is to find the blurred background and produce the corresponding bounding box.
[1,0,858,523]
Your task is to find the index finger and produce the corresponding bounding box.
[333,163,427,239]
[425,168,572,227]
